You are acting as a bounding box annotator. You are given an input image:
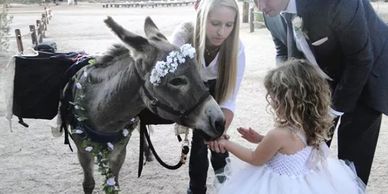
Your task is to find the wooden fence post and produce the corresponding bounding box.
[15,29,24,54]
[242,1,249,23]
[44,7,49,24]
[249,7,254,32]
[42,13,47,32]
[36,20,43,43]
[29,25,38,47]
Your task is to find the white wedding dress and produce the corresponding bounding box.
[216,133,366,194]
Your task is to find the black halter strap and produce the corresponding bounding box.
[134,64,210,123]
[140,84,210,123]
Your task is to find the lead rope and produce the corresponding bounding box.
[138,121,190,177]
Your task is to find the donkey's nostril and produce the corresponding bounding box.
[214,119,225,134]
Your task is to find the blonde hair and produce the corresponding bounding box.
[194,0,240,103]
[264,60,333,149]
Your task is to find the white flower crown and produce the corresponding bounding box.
[150,44,196,86]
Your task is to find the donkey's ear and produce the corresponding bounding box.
[104,16,150,52]
[144,16,168,42]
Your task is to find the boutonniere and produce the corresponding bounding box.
[292,16,308,40]
[291,16,332,81]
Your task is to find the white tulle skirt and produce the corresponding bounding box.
[216,157,366,194]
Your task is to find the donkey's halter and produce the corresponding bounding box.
[141,84,210,123]
[135,59,210,124]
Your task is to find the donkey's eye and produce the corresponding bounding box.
[169,77,187,86]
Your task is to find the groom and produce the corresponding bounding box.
[255,0,388,185]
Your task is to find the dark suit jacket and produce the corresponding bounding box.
[264,0,388,115]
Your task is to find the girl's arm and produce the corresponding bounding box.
[217,129,283,166]
[237,127,264,144]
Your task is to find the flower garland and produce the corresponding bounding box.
[149,44,196,86]
[70,59,136,194]
[72,125,134,194]
[75,132,122,193]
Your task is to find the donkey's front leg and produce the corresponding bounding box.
[109,140,130,188]
[77,150,95,194]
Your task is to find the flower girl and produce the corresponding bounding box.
[208,59,366,194]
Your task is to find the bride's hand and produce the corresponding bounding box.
[237,127,263,144]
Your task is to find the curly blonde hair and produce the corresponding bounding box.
[264,59,333,149]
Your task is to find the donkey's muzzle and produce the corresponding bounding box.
[204,116,225,140]
[213,118,225,137]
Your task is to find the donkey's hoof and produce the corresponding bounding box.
[83,181,95,194]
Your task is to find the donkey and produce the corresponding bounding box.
[62,16,225,194]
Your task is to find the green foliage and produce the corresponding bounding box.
[0,0,13,52]
[254,10,263,22]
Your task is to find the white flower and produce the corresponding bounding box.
[149,44,196,86]
[122,129,129,137]
[75,82,82,89]
[106,177,116,186]
[292,16,303,31]
[107,142,114,150]
[180,44,196,58]
[73,129,83,134]
[292,16,309,40]
[85,146,93,152]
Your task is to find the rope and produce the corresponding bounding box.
[137,121,190,177]
[143,124,187,169]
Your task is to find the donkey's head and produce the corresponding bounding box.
[104,16,225,139]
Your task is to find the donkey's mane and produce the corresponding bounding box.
[95,44,131,68]
[87,44,135,84]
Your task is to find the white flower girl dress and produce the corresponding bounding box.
[216,133,366,194]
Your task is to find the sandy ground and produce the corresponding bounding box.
[0,2,387,194]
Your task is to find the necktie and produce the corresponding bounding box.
[282,13,302,59]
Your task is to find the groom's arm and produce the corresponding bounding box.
[329,0,374,113]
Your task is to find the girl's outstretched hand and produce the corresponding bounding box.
[237,127,263,144]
